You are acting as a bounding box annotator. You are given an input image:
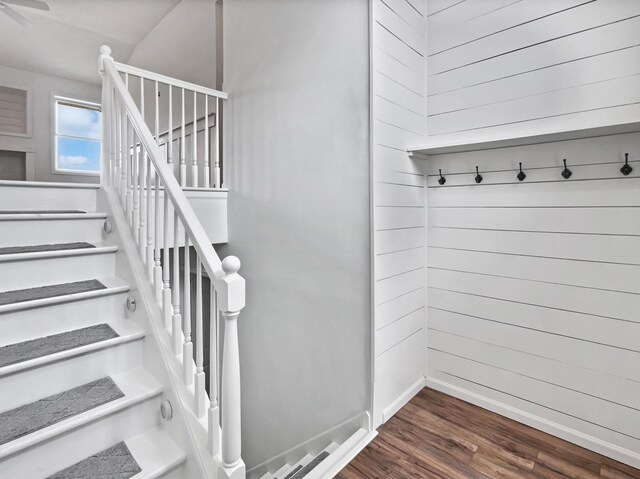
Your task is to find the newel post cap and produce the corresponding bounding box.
[222,256,241,275]
[98,45,113,73]
[216,256,245,313]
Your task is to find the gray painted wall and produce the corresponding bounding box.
[222,0,371,469]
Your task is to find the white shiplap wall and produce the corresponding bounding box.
[426,0,640,144]
[371,0,427,426]
[424,132,640,467]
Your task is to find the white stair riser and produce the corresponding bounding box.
[0,252,116,291]
[0,218,106,247]
[0,340,143,411]
[0,186,97,212]
[0,396,161,478]
[0,292,128,344]
[155,464,187,479]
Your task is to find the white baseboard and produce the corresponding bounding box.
[246,412,367,479]
[303,427,377,479]
[426,377,640,470]
[381,376,426,424]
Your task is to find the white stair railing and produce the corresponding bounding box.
[99,45,245,479]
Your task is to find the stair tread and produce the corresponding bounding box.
[0,242,96,255]
[47,441,141,479]
[0,323,119,368]
[0,369,162,460]
[290,451,329,479]
[0,376,124,446]
[0,210,86,214]
[0,279,107,306]
[0,212,106,221]
[282,464,303,479]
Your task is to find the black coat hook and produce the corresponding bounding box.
[621,153,633,176]
[517,162,526,182]
[438,169,446,185]
[561,159,572,179]
[474,166,483,184]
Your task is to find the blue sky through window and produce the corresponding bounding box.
[55,100,101,173]
[57,137,101,172]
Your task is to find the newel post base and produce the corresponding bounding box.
[218,460,246,479]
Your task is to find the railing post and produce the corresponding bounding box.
[99,45,113,186]
[215,256,245,479]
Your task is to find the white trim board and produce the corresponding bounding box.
[302,428,378,479]
[246,413,369,479]
[382,376,426,424]
[426,376,640,470]
[410,121,640,156]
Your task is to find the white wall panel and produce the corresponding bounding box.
[427,0,640,141]
[425,132,640,467]
[372,0,427,427]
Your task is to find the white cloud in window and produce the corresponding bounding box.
[58,103,101,139]
[59,155,88,165]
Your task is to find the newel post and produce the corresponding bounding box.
[99,45,113,187]
[215,256,246,479]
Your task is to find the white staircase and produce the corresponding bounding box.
[0,180,187,478]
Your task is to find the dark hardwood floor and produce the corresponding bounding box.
[336,388,640,479]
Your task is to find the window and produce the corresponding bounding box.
[54,97,101,174]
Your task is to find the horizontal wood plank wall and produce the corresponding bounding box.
[371,0,427,426]
[425,132,640,468]
[426,0,640,144]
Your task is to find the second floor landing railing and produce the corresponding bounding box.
[112,52,226,189]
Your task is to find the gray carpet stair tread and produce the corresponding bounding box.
[47,442,142,479]
[282,465,303,479]
[0,242,95,255]
[0,377,124,446]
[0,324,119,368]
[290,451,330,479]
[0,279,107,306]
[0,210,86,214]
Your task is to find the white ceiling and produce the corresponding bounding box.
[0,0,182,84]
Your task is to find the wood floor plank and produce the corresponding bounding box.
[336,388,640,479]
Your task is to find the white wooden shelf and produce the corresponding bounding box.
[409,122,640,156]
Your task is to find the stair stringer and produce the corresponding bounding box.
[98,186,219,479]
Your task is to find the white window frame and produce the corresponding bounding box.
[52,95,102,176]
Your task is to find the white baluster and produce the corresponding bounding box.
[204,96,210,188]
[192,91,198,187]
[132,129,139,232]
[216,256,245,475]
[195,258,206,417]
[113,97,120,195]
[152,81,162,294]
[125,74,133,220]
[162,190,173,329]
[168,85,173,169]
[146,158,154,278]
[180,88,186,186]
[183,234,194,385]
[214,98,221,188]
[153,170,162,300]
[119,99,127,204]
[172,215,182,355]
[154,81,160,144]
[139,78,147,258]
[126,118,133,224]
[208,283,220,454]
